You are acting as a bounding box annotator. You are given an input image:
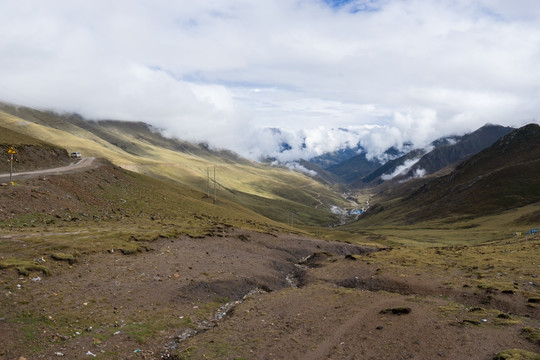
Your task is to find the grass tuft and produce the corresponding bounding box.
[0,259,50,276]
[493,349,540,360]
[50,252,77,264]
[521,327,540,345]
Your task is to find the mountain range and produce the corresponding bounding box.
[305,124,515,188]
[1,101,538,229]
[1,101,539,360]
[355,123,540,225]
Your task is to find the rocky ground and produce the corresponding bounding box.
[1,229,538,360]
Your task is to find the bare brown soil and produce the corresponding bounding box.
[1,229,538,360]
[0,144,71,174]
[0,158,125,224]
[0,159,538,359]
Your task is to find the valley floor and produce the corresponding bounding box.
[1,230,538,360]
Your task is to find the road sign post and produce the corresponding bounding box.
[7,146,16,185]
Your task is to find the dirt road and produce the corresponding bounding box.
[0,157,96,182]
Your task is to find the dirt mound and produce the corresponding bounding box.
[0,159,127,223]
[0,144,71,173]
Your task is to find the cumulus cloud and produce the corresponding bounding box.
[0,0,539,161]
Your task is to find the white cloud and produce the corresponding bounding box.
[413,168,427,178]
[381,158,422,180]
[284,162,318,177]
[0,0,539,161]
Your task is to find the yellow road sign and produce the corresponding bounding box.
[8,146,16,154]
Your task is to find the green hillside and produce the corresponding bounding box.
[404,124,514,178]
[336,124,540,246]
[0,103,349,227]
[400,123,540,221]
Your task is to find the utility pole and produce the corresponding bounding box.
[207,167,210,197]
[288,212,294,227]
[213,165,216,204]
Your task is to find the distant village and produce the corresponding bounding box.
[348,198,370,217]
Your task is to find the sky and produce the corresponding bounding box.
[0,0,539,161]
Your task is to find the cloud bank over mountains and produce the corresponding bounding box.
[0,0,539,161]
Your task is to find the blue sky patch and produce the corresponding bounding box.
[324,0,355,8]
[324,0,382,13]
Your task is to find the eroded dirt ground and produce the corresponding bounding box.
[1,230,539,359]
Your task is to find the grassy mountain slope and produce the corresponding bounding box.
[296,159,346,186]
[0,103,348,226]
[309,147,361,169]
[355,125,513,187]
[356,148,426,186]
[326,152,381,183]
[0,158,298,268]
[402,124,514,178]
[348,124,540,228]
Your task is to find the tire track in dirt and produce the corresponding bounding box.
[298,297,400,360]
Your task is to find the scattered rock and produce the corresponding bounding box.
[238,234,250,242]
[462,319,481,326]
[380,307,412,315]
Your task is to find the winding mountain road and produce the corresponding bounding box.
[0,157,96,182]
